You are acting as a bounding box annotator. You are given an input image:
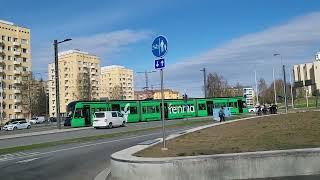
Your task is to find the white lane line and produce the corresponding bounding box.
[0,132,162,163]
[15,157,40,164]
[94,168,111,180]
[0,129,184,163]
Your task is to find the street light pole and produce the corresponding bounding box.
[273,68,277,105]
[274,53,288,113]
[54,40,60,129]
[53,38,72,129]
[200,68,207,98]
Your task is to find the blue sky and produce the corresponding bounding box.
[1,0,320,97]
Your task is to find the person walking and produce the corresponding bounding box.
[219,107,225,122]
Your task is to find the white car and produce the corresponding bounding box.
[29,117,45,124]
[3,119,31,131]
[93,111,126,129]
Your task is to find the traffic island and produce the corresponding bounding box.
[110,111,320,180]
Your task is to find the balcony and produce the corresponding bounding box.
[13,42,21,46]
[13,60,21,65]
[13,51,21,56]
[0,49,4,54]
[14,99,21,103]
[14,89,21,94]
[14,80,21,84]
[14,109,22,113]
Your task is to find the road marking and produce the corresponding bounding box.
[16,157,40,164]
[0,151,41,162]
[94,168,111,180]
[0,131,169,163]
[0,128,186,163]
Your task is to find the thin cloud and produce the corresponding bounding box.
[156,12,320,97]
[32,29,152,72]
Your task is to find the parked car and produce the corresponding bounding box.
[49,117,57,122]
[93,111,126,129]
[29,116,46,124]
[3,119,31,131]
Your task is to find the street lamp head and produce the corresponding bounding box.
[63,38,72,42]
[273,53,280,56]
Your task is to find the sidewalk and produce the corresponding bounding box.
[0,126,92,140]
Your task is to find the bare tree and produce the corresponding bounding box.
[77,72,92,100]
[206,72,228,97]
[21,73,47,118]
[257,78,268,104]
[110,85,122,100]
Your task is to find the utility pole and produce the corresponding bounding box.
[137,70,156,91]
[283,65,288,113]
[273,68,277,105]
[200,68,207,98]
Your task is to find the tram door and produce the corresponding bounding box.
[237,100,243,113]
[206,101,214,116]
[160,103,169,119]
[83,105,91,126]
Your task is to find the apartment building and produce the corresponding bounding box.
[0,20,31,123]
[293,62,316,96]
[243,87,255,107]
[100,65,134,100]
[48,50,100,117]
[153,89,181,99]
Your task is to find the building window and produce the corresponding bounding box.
[7,46,11,51]
[21,39,27,44]
[1,36,5,40]
[7,37,11,42]
[8,56,11,61]
[22,58,27,62]
[22,48,27,53]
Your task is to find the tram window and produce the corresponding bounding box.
[130,107,137,114]
[75,109,83,118]
[198,103,206,110]
[142,107,147,113]
[228,102,233,107]
[147,106,156,113]
[156,106,160,113]
[112,112,117,117]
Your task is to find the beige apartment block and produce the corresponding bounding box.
[48,50,100,117]
[100,65,134,100]
[293,62,315,96]
[153,89,181,99]
[0,20,31,123]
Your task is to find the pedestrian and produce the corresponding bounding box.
[219,106,225,122]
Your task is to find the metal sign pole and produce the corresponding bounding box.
[160,68,167,150]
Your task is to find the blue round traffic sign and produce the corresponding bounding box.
[152,35,168,58]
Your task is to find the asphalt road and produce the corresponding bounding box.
[0,127,190,180]
[0,118,210,149]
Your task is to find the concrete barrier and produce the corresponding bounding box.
[110,114,320,180]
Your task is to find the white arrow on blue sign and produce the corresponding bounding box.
[155,58,165,69]
[152,36,168,58]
